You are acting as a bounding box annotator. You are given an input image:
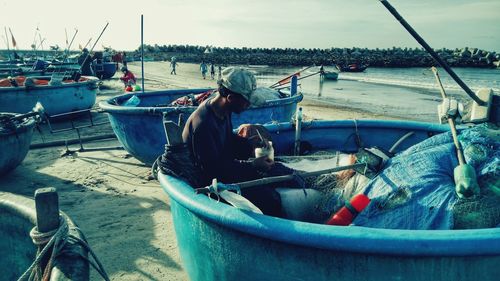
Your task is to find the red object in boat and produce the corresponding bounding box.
[325,194,371,226]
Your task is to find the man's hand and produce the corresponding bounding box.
[252,156,274,172]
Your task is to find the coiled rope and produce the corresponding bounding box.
[17,216,110,281]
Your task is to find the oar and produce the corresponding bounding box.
[379,0,485,106]
[269,65,314,88]
[195,163,367,194]
[271,71,322,89]
[78,22,109,74]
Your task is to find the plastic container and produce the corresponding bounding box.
[123,95,140,107]
[254,141,274,161]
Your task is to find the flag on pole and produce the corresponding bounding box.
[9,28,17,49]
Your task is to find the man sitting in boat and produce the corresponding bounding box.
[119,66,137,89]
[182,67,294,216]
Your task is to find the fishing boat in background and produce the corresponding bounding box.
[99,88,303,165]
[93,60,117,79]
[0,191,90,280]
[322,71,339,80]
[92,51,118,79]
[336,63,368,72]
[0,75,99,116]
[158,119,500,281]
[0,113,36,175]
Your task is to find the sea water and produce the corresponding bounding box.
[251,66,500,122]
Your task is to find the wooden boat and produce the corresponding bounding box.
[158,119,500,281]
[0,113,36,175]
[0,191,89,280]
[99,88,303,165]
[336,63,368,72]
[0,75,98,116]
[322,71,338,80]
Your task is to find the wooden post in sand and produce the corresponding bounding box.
[34,187,60,273]
[35,187,60,235]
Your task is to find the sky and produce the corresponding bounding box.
[1,0,499,52]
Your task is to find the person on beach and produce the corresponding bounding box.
[78,48,95,76]
[120,66,136,88]
[210,62,216,79]
[170,59,178,75]
[183,67,294,216]
[200,61,208,79]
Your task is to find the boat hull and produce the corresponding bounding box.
[159,119,500,281]
[99,88,303,165]
[0,115,35,175]
[0,192,89,280]
[0,78,98,116]
[94,62,117,80]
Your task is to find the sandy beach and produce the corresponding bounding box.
[1,62,408,280]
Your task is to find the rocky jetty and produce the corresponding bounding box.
[129,45,500,68]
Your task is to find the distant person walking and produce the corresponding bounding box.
[200,61,208,79]
[218,65,222,80]
[170,59,178,75]
[210,63,216,79]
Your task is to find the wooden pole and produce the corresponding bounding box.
[431,67,465,165]
[379,0,485,106]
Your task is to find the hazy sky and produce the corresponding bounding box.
[1,0,499,52]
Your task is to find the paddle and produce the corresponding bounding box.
[379,0,485,106]
[269,65,314,88]
[195,163,367,194]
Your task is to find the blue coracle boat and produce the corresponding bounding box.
[0,192,89,280]
[158,119,500,281]
[93,61,117,80]
[0,76,99,116]
[99,88,303,165]
[0,114,36,175]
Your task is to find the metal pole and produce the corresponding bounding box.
[141,15,145,93]
[379,0,485,106]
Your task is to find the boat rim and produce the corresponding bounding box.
[0,114,36,137]
[98,88,304,115]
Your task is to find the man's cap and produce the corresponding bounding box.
[218,67,256,102]
[82,48,88,53]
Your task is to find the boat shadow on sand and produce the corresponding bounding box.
[0,146,187,280]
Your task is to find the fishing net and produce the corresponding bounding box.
[351,124,500,230]
[156,143,205,188]
[280,124,499,229]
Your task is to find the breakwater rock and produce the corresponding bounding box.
[131,45,500,68]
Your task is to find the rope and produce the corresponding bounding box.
[17,216,110,281]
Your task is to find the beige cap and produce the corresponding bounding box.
[218,67,257,102]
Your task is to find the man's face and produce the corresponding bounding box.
[228,93,250,114]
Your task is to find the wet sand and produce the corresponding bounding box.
[0,62,413,280]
